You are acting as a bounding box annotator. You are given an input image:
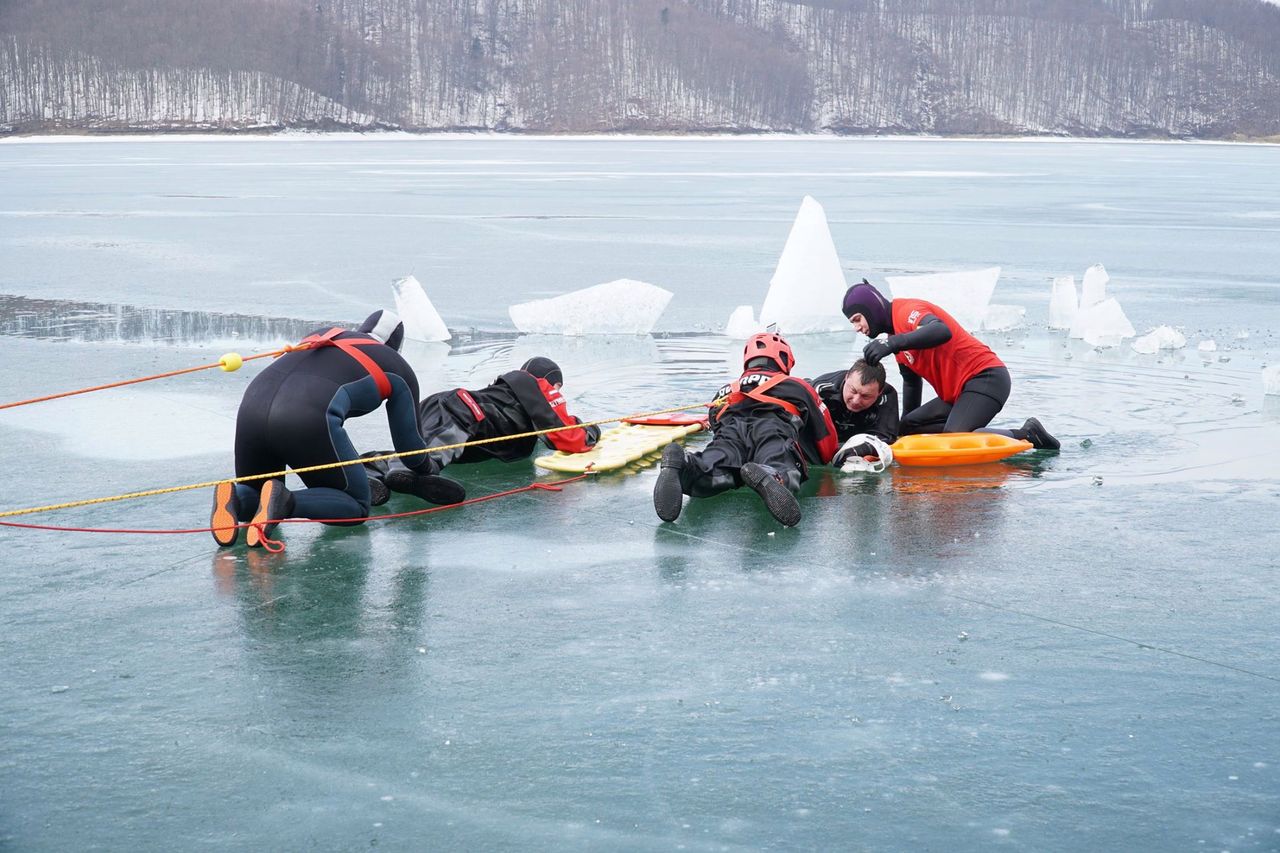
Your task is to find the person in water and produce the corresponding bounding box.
[808,358,900,466]
[840,279,1060,449]
[363,356,601,504]
[653,332,839,527]
[210,309,462,548]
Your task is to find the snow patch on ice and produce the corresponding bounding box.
[1197,339,1218,353]
[758,196,849,334]
[509,278,672,335]
[886,267,999,332]
[979,672,1010,682]
[391,275,451,342]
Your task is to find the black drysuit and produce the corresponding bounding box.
[233,327,429,523]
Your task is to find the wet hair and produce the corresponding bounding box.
[847,358,886,391]
[521,356,563,386]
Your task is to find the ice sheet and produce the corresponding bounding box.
[885,267,1000,332]
[757,196,849,334]
[391,276,451,343]
[1049,275,1078,330]
[508,279,673,335]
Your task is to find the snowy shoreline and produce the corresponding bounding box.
[3,130,1279,147]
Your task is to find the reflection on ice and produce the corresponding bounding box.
[1264,365,1280,396]
[1049,276,1078,330]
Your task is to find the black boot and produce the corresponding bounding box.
[359,451,392,507]
[741,463,801,527]
[1021,418,1060,451]
[385,469,466,506]
[653,442,687,522]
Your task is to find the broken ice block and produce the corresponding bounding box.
[1076,297,1135,348]
[391,275,451,343]
[1130,325,1187,354]
[1049,276,1078,330]
[508,278,673,335]
[1197,339,1217,353]
[724,305,759,338]
[1080,263,1108,310]
[758,196,849,334]
[982,304,1025,331]
[1264,365,1280,396]
[886,267,1000,332]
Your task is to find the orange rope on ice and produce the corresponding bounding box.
[0,343,317,411]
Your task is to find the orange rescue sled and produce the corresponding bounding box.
[890,432,1032,467]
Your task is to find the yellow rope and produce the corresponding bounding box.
[0,403,713,520]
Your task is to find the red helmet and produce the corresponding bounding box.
[743,332,795,374]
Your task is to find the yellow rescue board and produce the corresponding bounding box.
[891,432,1033,467]
[534,422,706,474]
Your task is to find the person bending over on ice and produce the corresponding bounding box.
[809,358,900,470]
[363,356,601,504]
[840,279,1060,449]
[653,332,839,528]
[210,310,463,549]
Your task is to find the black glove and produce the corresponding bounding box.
[862,338,895,365]
[584,422,602,445]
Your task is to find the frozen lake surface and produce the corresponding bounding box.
[1,137,1278,851]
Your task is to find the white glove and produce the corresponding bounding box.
[834,433,893,474]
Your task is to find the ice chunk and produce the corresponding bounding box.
[1197,339,1217,353]
[1131,325,1187,354]
[758,196,849,334]
[1075,298,1135,348]
[724,305,760,338]
[982,304,1025,331]
[1048,276,1078,330]
[508,278,673,335]
[1080,263,1108,310]
[886,267,1000,332]
[1263,365,1280,396]
[391,275,451,343]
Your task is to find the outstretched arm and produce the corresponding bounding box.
[863,314,951,365]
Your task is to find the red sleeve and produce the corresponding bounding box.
[537,377,598,453]
[790,378,840,464]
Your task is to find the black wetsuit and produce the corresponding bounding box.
[809,369,901,449]
[679,371,839,497]
[233,328,428,523]
[366,369,600,481]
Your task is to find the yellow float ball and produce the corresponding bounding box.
[219,352,244,372]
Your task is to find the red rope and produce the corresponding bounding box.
[0,474,591,553]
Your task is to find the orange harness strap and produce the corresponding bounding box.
[716,373,801,422]
[299,328,393,400]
